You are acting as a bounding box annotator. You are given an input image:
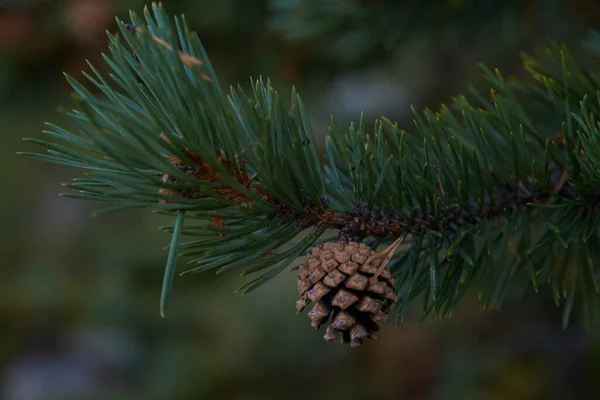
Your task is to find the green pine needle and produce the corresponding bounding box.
[160,209,185,318]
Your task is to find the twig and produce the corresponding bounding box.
[507,237,522,263]
[365,234,408,280]
[125,24,213,82]
[544,170,568,205]
[434,166,446,197]
[518,181,531,196]
[553,170,569,194]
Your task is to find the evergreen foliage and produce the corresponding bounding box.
[19,3,600,325]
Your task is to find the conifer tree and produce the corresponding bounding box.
[19,3,600,346]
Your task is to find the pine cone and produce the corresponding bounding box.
[296,241,398,347]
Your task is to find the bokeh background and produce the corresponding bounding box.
[4,0,600,399]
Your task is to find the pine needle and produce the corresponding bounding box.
[160,210,186,318]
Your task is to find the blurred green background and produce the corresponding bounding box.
[4,0,600,399]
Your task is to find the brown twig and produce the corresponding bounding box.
[507,238,522,263]
[365,234,408,280]
[553,170,569,194]
[518,181,531,196]
[435,166,446,197]
[126,24,212,82]
[543,170,569,205]
[548,132,565,147]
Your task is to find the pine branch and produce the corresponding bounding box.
[292,172,591,240]
[18,3,600,325]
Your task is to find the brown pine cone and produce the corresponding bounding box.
[296,241,398,347]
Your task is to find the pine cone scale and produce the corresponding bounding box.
[323,269,346,287]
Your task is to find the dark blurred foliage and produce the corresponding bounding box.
[3,0,600,399]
